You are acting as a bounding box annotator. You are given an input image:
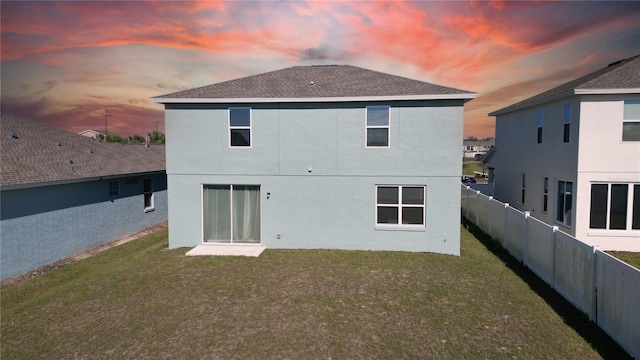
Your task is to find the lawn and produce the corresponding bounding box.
[608,251,640,270]
[1,225,630,359]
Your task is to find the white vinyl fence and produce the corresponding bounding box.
[461,185,640,359]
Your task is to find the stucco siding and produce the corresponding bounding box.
[0,173,167,280]
[491,98,580,230]
[167,174,460,254]
[164,100,464,254]
[574,95,640,250]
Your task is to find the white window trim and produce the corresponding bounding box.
[563,103,571,143]
[554,179,572,228]
[365,106,390,148]
[588,182,640,232]
[542,177,549,214]
[229,107,252,148]
[375,185,426,228]
[143,178,154,213]
[200,184,262,244]
[622,100,640,142]
[537,109,544,144]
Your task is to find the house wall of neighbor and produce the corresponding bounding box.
[490,98,580,235]
[0,173,167,280]
[575,95,640,250]
[165,100,465,254]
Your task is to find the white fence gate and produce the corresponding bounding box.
[461,185,639,359]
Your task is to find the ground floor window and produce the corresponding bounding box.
[556,180,573,226]
[589,183,640,231]
[203,184,260,243]
[143,178,154,212]
[376,185,425,226]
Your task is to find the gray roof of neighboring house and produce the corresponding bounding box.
[490,54,640,116]
[1,115,166,189]
[153,65,476,103]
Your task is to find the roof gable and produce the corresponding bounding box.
[490,55,640,116]
[1,115,165,188]
[153,65,476,103]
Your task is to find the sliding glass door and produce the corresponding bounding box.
[203,185,260,243]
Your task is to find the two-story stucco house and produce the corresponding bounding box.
[487,55,640,251]
[153,65,476,255]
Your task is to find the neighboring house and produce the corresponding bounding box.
[78,129,104,139]
[0,115,168,280]
[152,65,476,255]
[487,55,640,251]
[463,139,494,159]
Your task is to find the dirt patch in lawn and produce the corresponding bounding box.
[0,221,168,289]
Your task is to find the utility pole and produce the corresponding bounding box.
[104,110,111,140]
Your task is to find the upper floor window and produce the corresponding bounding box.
[521,173,526,204]
[537,110,544,144]
[589,183,640,231]
[366,106,390,147]
[376,185,425,226]
[623,100,640,141]
[229,108,251,147]
[563,103,571,143]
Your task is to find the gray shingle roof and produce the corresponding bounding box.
[490,54,640,116]
[1,115,165,188]
[153,65,475,102]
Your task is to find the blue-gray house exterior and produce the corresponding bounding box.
[153,65,476,255]
[0,115,167,280]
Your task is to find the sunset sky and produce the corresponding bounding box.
[2,1,639,138]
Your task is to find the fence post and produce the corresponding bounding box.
[475,190,481,225]
[503,203,509,249]
[591,245,599,323]
[488,196,493,237]
[524,211,530,267]
[551,226,558,290]
[465,186,470,221]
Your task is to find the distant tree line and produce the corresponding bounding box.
[97,131,165,144]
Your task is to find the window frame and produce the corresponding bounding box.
[521,173,526,204]
[589,182,640,231]
[109,181,119,196]
[555,180,573,227]
[542,177,549,213]
[563,103,571,143]
[143,178,154,212]
[229,107,252,148]
[366,105,390,148]
[623,100,640,141]
[375,185,426,228]
[537,110,544,144]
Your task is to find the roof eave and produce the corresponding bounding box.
[574,88,640,95]
[151,93,477,104]
[0,170,166,192]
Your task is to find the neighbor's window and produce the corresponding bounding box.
[376,185,425,226]
[366,106,390,147]
[563,103,571,143]
[589,183,640,231]
[542,177,549,213]
[537,110,544,144]
[229,107,251,147]
[623,100,640,141]
[109,181,119,196]
[144,178,154,211]
[521,173,526,204]
[556,180,573,226]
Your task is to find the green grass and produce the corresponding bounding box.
[608,251,640,270]
[1,224,630,359]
